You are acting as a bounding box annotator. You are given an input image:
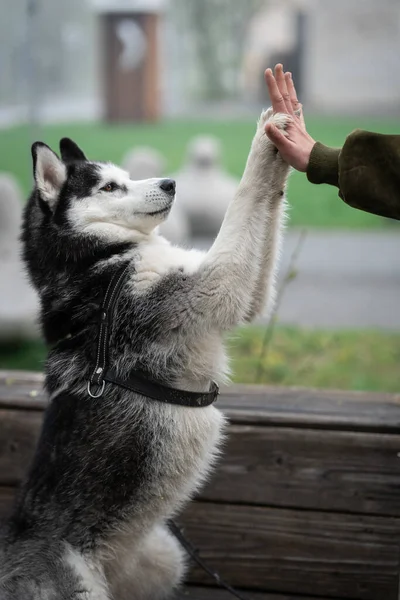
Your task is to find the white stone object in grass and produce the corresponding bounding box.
[173,136,239,237]
[121,147,190,245]
[0,174,39,341]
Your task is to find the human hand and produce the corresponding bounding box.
[264,64,316,172]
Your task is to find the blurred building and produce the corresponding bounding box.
[0,0,99,126]
[303,0,400,114]
[0,0,399,127]
[240,0,400,114]
[240,0,306,102]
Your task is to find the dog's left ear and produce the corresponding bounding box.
[59,138,87,163]
[32,142,67,209]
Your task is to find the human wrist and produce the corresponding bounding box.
[306,142,340,187]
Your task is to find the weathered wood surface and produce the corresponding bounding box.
[1,370,400,599]
[3,487,398,597]
[181,503,400,600]
[3,487,395,599]
[202,425,400,516]
[177,587,332,600]
[0,409,42,485]
[221,385,400,433]
[1,394,400,517]
[0,374,46,410]
[1,370,400,431]
[0,486,16,517]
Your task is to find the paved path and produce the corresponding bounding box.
[194,230,400,330]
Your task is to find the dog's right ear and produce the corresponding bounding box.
[32,142,67,209]
[59,138,87,163]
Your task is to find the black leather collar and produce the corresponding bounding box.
[104,368,219,408]
[88,262,219,407]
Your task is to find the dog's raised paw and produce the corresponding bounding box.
[257,109,290,138]
[258,107,274,128]
[268,112,291,134]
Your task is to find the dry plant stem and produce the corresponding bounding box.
[255,228,307,383]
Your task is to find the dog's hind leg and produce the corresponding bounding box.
[107,524,186,600]
[63,545,112,600]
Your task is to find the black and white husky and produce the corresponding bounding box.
[0,109,290,600]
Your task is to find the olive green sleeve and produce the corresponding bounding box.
[307,130,400,221]
[307,142,340,187]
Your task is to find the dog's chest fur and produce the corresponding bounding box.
[125,237,230,388]
[133,236,203,291]
[28,237,229,547]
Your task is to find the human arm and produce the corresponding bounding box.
[264,64,400,221]
[308,131,400,220]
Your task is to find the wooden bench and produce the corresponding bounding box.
[0,370,399,599]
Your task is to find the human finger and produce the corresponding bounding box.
[274,64,294,115]
[264,68,290,115]
[285,72,300,111]
[265,122,292,151]
[285,72,306,127]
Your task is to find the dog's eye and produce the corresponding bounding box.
[101,182,117,193]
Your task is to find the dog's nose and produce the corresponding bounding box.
[159,179,176,196]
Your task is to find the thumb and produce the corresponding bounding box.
[265,123,289,149]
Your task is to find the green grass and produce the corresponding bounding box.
[1,115,399,228]
[0,340,46,372]
[1,326,399,392]
[228,325,400,393]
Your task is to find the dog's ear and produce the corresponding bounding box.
[59,138,87,163]
[32,142,67,209]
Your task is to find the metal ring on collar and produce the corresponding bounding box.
[87,380,106,398]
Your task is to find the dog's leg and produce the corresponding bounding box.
[190,110,290,330]
[244,110,291,321]
[63,545,111,600]
[107,524,186,600]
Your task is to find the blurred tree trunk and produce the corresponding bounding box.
[173,0,266,100]
[191,1,224,100]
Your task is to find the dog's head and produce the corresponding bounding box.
[31,138,175,243]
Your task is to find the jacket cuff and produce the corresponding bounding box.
[307,142,341,187]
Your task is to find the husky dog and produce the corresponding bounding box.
[0,109,290,600]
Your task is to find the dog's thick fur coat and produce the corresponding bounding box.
[0,110,290,599]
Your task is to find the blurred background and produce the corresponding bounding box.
[0,0,399,391]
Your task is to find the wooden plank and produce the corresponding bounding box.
[1,371,399,432]
[1,486,398,599]
[178,586,333,600]
[200,425,400,516]
[180,502,400,600]
[0,376,46,410]
[0,410,42,485]
[0,370,44,384]
[1,407,400,517]
[219,386,400,433]
[0,486,16,518]
[0,487,376,600]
